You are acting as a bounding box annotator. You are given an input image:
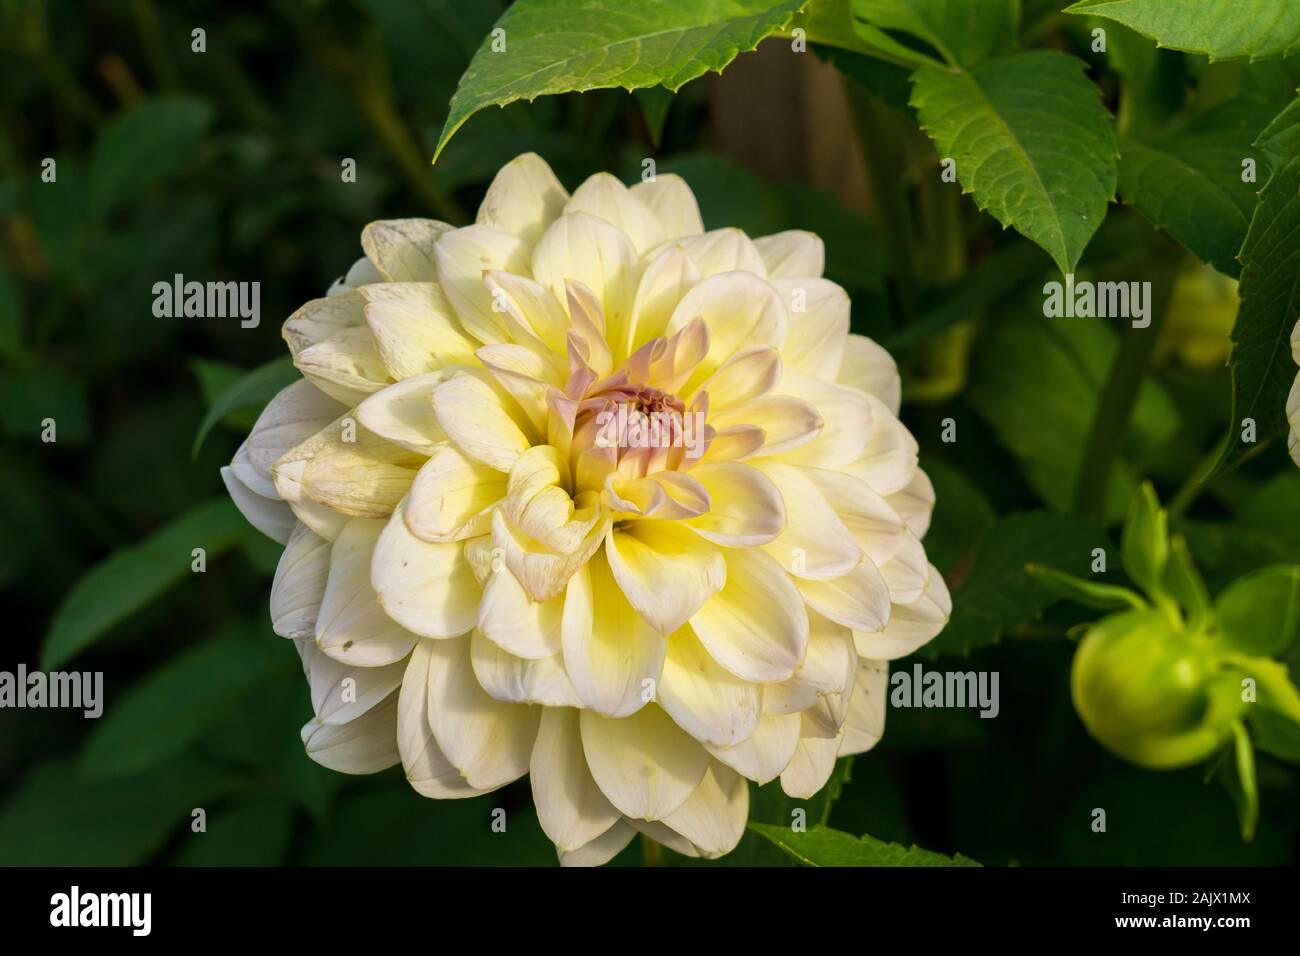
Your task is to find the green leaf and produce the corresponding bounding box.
[0,756,239,866]
[1255,95,1300,162]
[1165,535,1210,631]
[852,0,1018,69]
[42,498,250,669]
[1121,481,1169,598]
[81,624,288,776]
[433,0,806,161]
[1216,148,1300,476]
[748,822,980,866]
[90,96,212,219]
[926,511,1111,657]
[1213,565,1300,656]
[1117,98,1276,276]
[1065,0,1300,62]
[171,795,296,866]
[1026,563,1146,610]
[191,355,298,458]
[967,310,1178,520]
[1219,721,1258,840]
[910,51,1118,275]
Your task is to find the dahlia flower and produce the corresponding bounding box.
[221,153,948,864]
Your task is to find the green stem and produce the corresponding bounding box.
[1072,249,1184,521]
[640,833,662,867]
[844,80,921,324]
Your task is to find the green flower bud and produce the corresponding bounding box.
[1071,608,1245,769]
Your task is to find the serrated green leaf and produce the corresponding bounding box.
[852,0,1019,69]
[1065,0,1300,62]
[1254,94,1300,161]
[81,623,288,777]
[1213,565,1300,656]
[433,0,805,161]
[926,511,1111,657]
[793,0,928,68]
[749,822,980,866]
[1216,148,1300,475]
[191,355,298,458]
[910,51,1118,275]
[1026,563,1146,610]
[42,498,250,670]
[90,96,212,219]
[1118,98,1276,276]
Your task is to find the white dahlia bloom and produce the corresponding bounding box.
[222,154,948,864]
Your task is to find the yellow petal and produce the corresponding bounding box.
[434,224,531,345]
[663,227,765,277]
[628,245,701,349]
[360,281,479,378]
[300,425,423,519]
[691,547,808,683]
[657,626,761,747]
[476,152,569,247]
[561,553,667,717]
[796,558,892,632]
[629,174,704,241]
[773,277,849,379]
[755,461,862,580]
[666,271,787,388]
[605,520,725,634]
[477,564,564,659]
[356,371,453,455]
[685,461,785,547]
[564,171,665,253]
[404,443,504,543]
[431,372,534,472]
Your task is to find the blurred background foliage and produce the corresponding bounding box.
[0,0,1296,866]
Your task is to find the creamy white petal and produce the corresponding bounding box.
[565,171,665,253]
[361,281,479,378]
[356,371,452,455]
[558,820,636,867]
[424,634,540,789]
[838,333,901,415]
[397,642,487,797]
[705,710,801,784]
[580,705,709,820]
[773,277,849,380]
[753,230,825,279]
[271,522,330,638]
[657,626,761,748]
[797,558,892,633]
[316,518,418,665]
[221,466,294,543]
[371,503,480,639]
[605,520,725,634]
[853,563,951,660]
[530,707,622,852]
[434,224,531,345]
[476,152,569,247]
[780,717,842,798]
[659,762,748,858]
[470,630,582,706]
[838,659,888,756]
[630,174,704,241]
[301,692,399,774]
[361,218,453,282]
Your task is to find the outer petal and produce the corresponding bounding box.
[403,443,504,543]
[838,333,901,416]
[558,820,636,867]
[434,224,531,345]
[780,716,842,798]
[685,461,785,547]
[579,704,709,820]
[773,277,849,380]
[469,631,582,706]
[315,517,418,666]
[530,707,622,852]
[755,461,861,580]
[424,634,541,789]
[705,710,801,784]
[356,371,452,455]
[301,692,400,774]
[361,219,452,282]
[838,659,888,756]
[300,426,423,519]
[477,566,565,659]
[753,230,825,279]
[565,171,665,253]
[666,271,787,388]
[690,547,809,683]
[360,281,479,378]
[630,174,704,241]
[271,522,330,639]
[664,227,765,278]
[797,558,892,633]
[230,379,346,498]
[431,373,533,472]
[475,152,569,247]
[300,640,405,726]
[221,466,295,543]
[659,763,748,858]
[398,641,487,797]
[853,564,951,660]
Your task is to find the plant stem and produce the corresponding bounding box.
[640,833,662,866]
[1072,249,1184,521]
[843,80,921,324]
